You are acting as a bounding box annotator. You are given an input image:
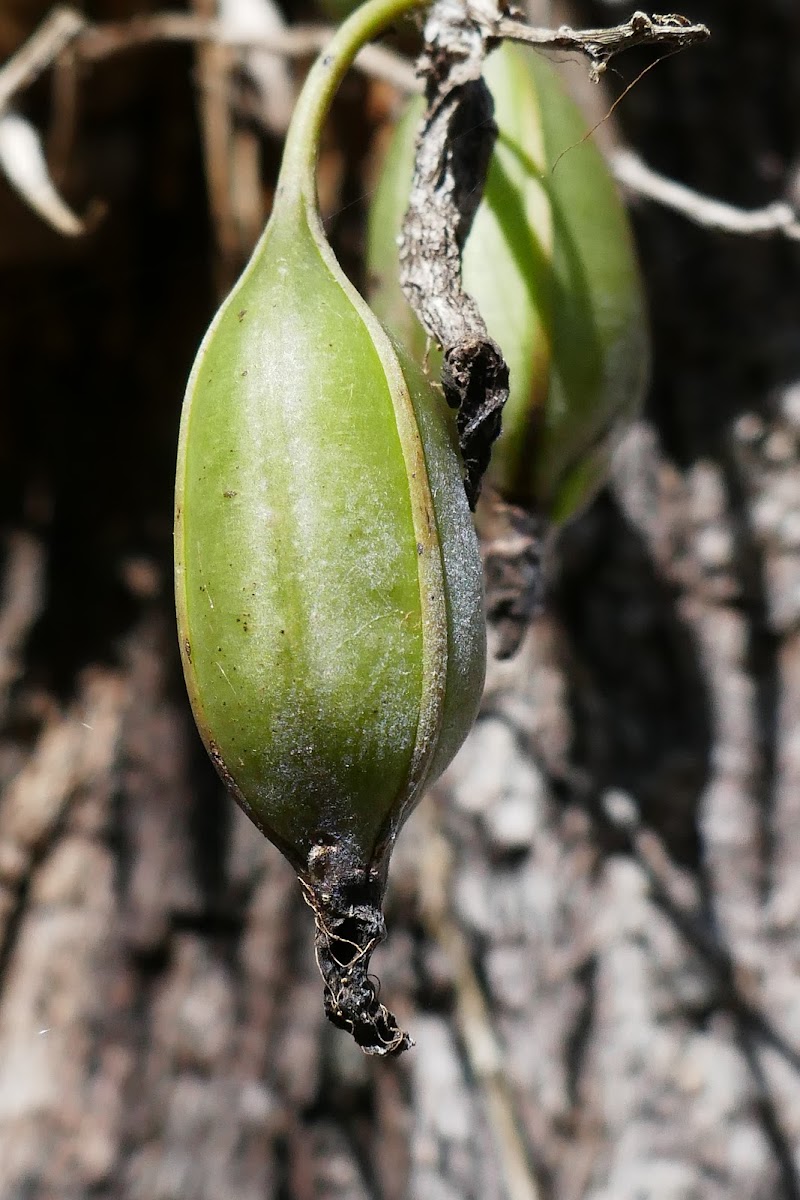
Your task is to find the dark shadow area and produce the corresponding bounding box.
[553,493,712,867]
[0,42,213,702]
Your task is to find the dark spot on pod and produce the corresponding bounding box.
[322,53,332,67]
[416,542,424,555]
[223,489,238,498]
[237,309,247,322]
[184,639,191,661]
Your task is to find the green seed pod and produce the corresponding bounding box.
[368,43,650,526]
[175,0,485,1054]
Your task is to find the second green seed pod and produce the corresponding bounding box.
[368,43,650,525]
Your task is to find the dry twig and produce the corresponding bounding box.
[0,111,84,234]
[399,1,708,510]
[0,7,85,113]
[192,0,242,293]
[614,148,800,240]
[0,10,418,111]
[0,7,417,238]
[417,806,543,1200]
[495,10,709,80]
[0,4,718,246]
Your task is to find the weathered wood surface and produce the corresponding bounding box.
[1,0,800,1196]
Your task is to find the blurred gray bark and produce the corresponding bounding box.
[1,0,800,1197]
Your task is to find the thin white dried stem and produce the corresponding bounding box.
[613,148,800,239]
[84,18,421,93]
[0,7,418,115]
[417,809,543,1200]
[0,111,84,234]
[0,4,715,243]
[47,46,81,183]
[0,7,85,114]
[219,0,295,135]
[0,7,416,238]
[72,13,418,92]
[192,0,240,293]
[0,6,710,114]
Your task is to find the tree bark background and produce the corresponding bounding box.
[1,0,800,1197]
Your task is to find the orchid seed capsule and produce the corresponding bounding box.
[175,0,485,1055]
[367,43,650,525]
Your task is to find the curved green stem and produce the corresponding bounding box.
[278,0,429,204]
